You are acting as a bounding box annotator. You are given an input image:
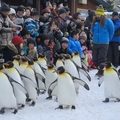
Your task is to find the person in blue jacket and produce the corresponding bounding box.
[24,11,40,40]
[68,30,82,58]
[92,5,114,77]
[107,11,120,68]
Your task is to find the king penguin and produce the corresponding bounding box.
[0,64,17,114]
[3,61,27,108]
[98,61,120,102]
[48,66,90,109]
[55,55,64,69]
[12,55,21,70]
[37,53,47,72]
[30,57,46,94]
[45,63,58,99]
[72,52,82,68]
[22,58,38,106]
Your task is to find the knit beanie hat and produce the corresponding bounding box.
[61,37,68,44]
[16,6,24,13]
[9,8,16,15]
[0,3,10,12]
[20,28,30,37]
[95,5,104,16]
[12,36,24,46]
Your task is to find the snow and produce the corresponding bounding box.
[1,69,120,120]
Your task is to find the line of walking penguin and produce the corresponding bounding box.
[0,53,120,114]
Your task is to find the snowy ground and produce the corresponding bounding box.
[1,69,120,120]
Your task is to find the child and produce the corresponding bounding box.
[27,38,38,59]
[68,30,82,58]
[38,34,54,63]
[79,36,93,69]
[54,37,69,64]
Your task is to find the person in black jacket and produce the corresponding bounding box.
[84,10,95,50]
[3,36,24,62]
[54,37,69,65]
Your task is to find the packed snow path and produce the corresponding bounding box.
[1,69,120,120]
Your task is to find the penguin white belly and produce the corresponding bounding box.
[18,63,28,74]
[0,73,17,109]
[45,70,58,90]
[13,60,19,70]
[58,74,76,106]
[5,68,26,105]
[37,58,47,69]
[72,55,82,67]
[55,60,64,69]
[104,72,120,99]
[23,66,37,102]
[23,66,37,85]
[31,62,46,90]
[64,60,79,78]
[24,81,37,102]
[33,62,45,78]
[13,86,26,105]
[6,68,24,86]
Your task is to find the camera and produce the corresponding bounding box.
[16,27,21,31]
[3,22,8,28]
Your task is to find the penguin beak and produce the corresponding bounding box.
[3,63,9,66]
[53,70,59,73]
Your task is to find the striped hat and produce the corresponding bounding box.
[95,5,104,16]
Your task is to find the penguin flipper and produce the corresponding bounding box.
[36,73,45,82]
[98,76,104,87]
[8,77,28,94]
[78,67,91,81]
[37,78,46,90]
[21,75,37,89]
[81,60,89,72]
[73,77,90,90]
[48,79,58,97]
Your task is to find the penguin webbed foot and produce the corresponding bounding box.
[37,90,40,96]
[55,105,63,110]
[0,108,5,114]
[115,98,120,102]
[12,109,18,114]
[26,98,31,102]
[46,96,52,100]
[103,98,109,103]
[71,105,76,110]
[54,97,58,102]
[30,101,35,106]
[40,90,46,94]
[18,104,25,109]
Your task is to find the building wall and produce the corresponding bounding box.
[75,0,98,11]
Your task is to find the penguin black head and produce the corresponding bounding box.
[57,66,65,74]
[47,63,54,69]
[21,56,28,62]
[64,54,71,59]
[0,64,4,70]
[39,53,45,58]
[32,57,38,62]
[4,61,14,68]
[74,51,78,55]
[58,55,64,60]
[27,58,34,65]
[101,61,112,68]
[13,55,21,60]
